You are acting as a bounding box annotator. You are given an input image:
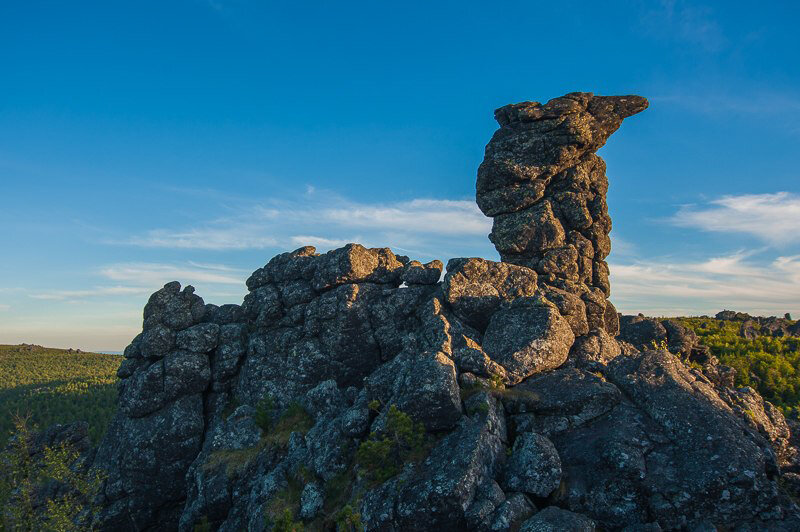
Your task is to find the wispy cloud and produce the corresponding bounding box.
[668,192,800,245]
[639,0,727,52]
[27,262,247,304]
[0,304,10,311]
[289,235,359,249]
[122,190,493,258]
[649,88,800,117]
[611,251,800,316]
[128,227,278,250]
[29,286,149,301]
[100,262,245,286]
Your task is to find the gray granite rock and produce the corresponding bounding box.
[77,95,800,532]
[482,306,574,384]
[501,433,561,497]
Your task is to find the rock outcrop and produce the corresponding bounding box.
[716,310,800,338]
[476,93,648,337]
[85,94,800,531]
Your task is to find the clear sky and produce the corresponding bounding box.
[1,1,799,351]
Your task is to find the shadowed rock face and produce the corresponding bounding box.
[477,92,648,336]
[83,95,800,532]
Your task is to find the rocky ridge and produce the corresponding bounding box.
[83,93,800,531]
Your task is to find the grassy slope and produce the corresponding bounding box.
[0,345,121,446]
[675,318,800,416]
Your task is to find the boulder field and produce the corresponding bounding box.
[84,94,800,530]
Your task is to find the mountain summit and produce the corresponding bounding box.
[77,94,800,530]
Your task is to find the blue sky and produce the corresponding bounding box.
[1,0,799,351]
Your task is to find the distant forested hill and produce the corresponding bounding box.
[675,317,800,417]
[0,344,120,445]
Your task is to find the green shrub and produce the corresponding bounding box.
[489,373,506,390]
[334,504,364,532]
[649,339,669,351]
[0,414,106,531]
[467,401,490,416]
[193,516,212,532]
[254,397,313,447]
[269,509,303,532]
[264,402,314,447]
[264,471,305,531]
[255,396,275,433]
[202,443,264,479]
[355,404,427,484]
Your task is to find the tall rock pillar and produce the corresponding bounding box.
[476,92,647,336]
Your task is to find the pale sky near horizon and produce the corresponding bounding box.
[2,1,799,351]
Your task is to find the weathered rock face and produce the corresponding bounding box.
[477,92,647,336]
[86,95,800,531]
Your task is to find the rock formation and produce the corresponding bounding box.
[86,93,800,531]
[477,93,648,338]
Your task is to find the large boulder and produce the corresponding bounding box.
[501,433,561,497]
[482,305,574,384]
[443,257,538,331]
[506,367,621,436]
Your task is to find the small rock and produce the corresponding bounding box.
[520,506,596,532]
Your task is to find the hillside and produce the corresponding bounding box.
[676,317,800,417]
[0,344,121,445]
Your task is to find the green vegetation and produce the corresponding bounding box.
[254,396,315,447]
[193,516,212,532]
[255,395,276,432]
[202,443,266,479]
[265,402,314,447]
[0,345,120,446]
[334,505,363,532]
[263,465,364,531]
[269,509,303,532]
[355,404,428,484]
[676,318,800,417]
[459,374,538,407]
[206,398,314,480]
[265,472,306,531]
[0,414,105,531]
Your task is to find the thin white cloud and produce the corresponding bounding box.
[650,90,800,116]
[289,235,358,249]
[29,286,149,301]
[611,252,800,316]
[316,199,490,236]
[0,304,10,311]
[123,192,493,255]
[128,227,278,250]
[187,261,247,272]
[668,192,800,245]
[100,262,244,286]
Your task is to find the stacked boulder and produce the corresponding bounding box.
[476,92,648,337]
[86,94,800,531]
